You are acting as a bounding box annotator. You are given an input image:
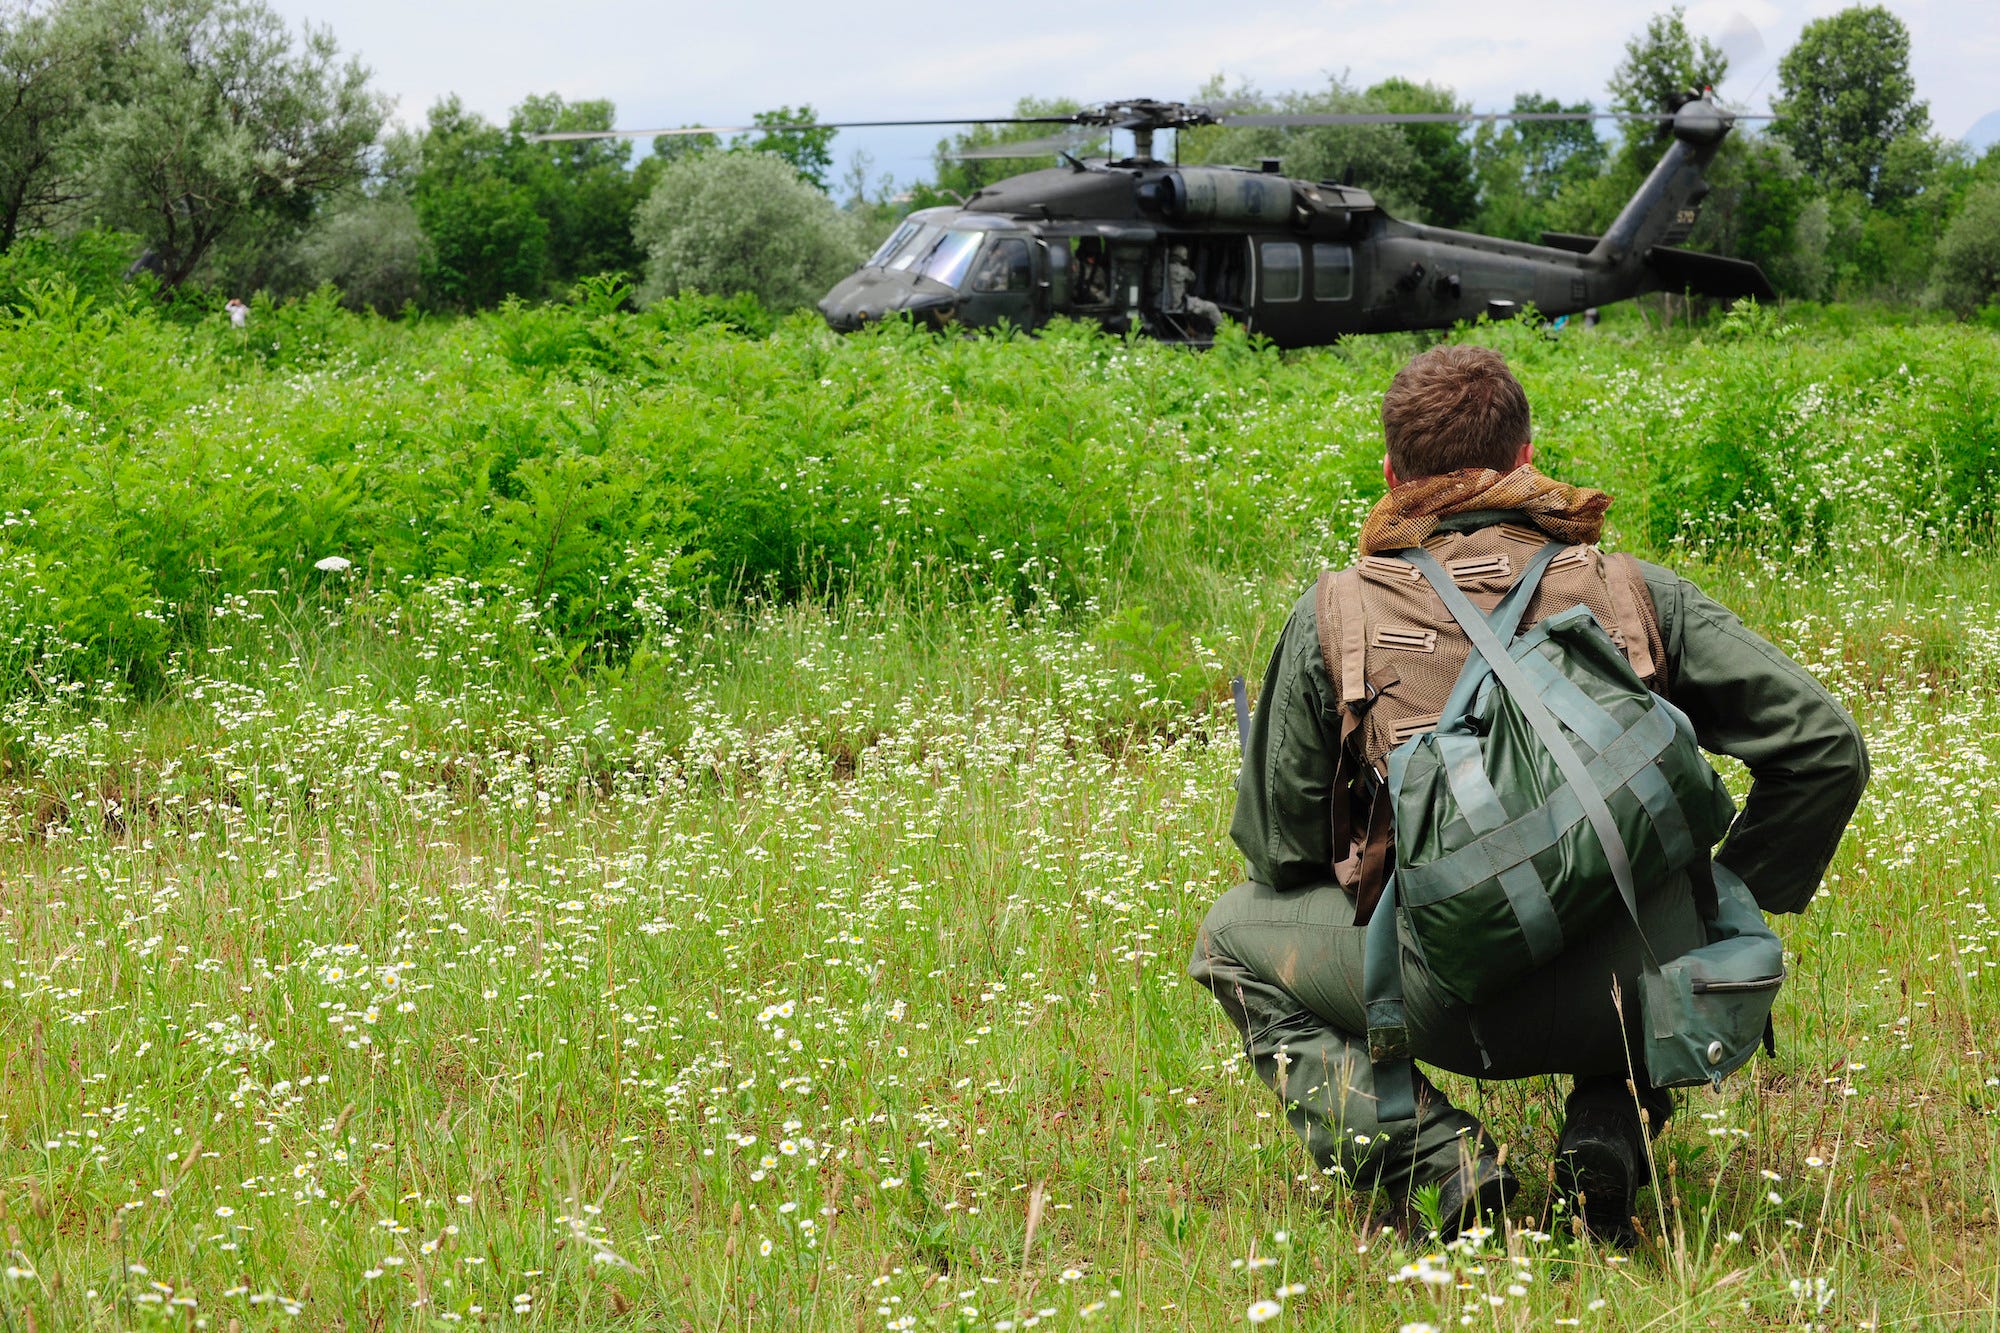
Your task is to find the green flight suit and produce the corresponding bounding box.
[1189,520,1869,1195]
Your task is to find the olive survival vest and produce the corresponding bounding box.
[1313,521,1666,925]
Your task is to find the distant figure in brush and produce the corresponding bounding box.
[1191,346,1867,1246]
[226,298,249,329]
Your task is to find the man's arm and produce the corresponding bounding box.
[1641,564,1869,914]
[1229,591,1344,889]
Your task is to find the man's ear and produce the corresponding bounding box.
[1383,454,1399,488]
[1516,441,1534,470]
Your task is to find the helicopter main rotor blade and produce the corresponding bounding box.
[1216,110,1772,126]
[528,114,1085,143]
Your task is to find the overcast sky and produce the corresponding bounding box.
[274,0,1999,193]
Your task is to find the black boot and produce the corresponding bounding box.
[1555,1078,1671,1247]
[1375,1152,1519,1244]
[1436,1153,1518,1243]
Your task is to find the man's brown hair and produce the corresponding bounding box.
[1380,345,1531,480]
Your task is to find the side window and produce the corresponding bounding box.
[1260,241,1302,303]
[1313,243,1354,301]
[973,238,1032,293]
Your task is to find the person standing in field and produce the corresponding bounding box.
[226,298,249,329]
[1190,345,1867,1244]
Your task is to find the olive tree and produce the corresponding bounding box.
[633,148,864,312]
[0,0,101,250]
[297,192,428,313]
[81,0,384,287]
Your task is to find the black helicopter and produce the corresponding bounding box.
[538,95,1775,348]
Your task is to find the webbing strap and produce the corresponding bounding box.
[1404,546,1655,962]
[1435,541,1568,724]
[1363,873,1416,1123]
[1232,675,1251,752]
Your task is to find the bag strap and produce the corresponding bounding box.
[1364,872,1416,1123]
[1435,540,1569,725]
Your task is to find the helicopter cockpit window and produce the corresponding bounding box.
[1260,242,1303,302]
[1312,244,1354,301]
[868,220,923,268]
[882,223,947,273]
[971,238,1032,293]
[919,231,985,288]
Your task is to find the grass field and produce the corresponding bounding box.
[3,291,1999,1330]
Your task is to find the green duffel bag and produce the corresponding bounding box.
[1362,541,1748,1123]
[1383,543,1737,1007]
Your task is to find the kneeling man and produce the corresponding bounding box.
[1191,345,1867,1242]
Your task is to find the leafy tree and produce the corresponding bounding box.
[1681,133,1826,295]
[1362,78,1478,228]
[1472,92,1606,240]
[839,148,906,247]
[79,0,384,288]
[0,0,99,250]
[1930,181,2000,313]
[733,104,835,191]
[1607,7,1727,156]
[633,148,864,312]
[416,173,547,310]
[408,96,547,307]
[505,93,646,286]
[1773,5,1928,201]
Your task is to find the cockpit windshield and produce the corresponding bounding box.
[875,222,946,272]
[866,221,991,289]
[867,219,925,268]
[916,231,984,288]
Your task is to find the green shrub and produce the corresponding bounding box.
[0,274,1995,700]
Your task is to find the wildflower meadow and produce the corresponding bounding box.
[2,281,1998,1330]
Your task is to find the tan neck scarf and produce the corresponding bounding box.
[1358,465,1612,555]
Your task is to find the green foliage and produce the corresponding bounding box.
[1688,135,1828,297]
[79,0,386,287]
[734,104,837,192]
[1928,182,2000,314]
[504,93,648,286]
[0,227,151,307]
[1773,4,1929,201]
[1606,7,1728,160]
[633,149,864,312]
[293,193,429,313]
[1361,78,1478,228]
[3,257,1999,702]
[1472,93,1608,241]
[0,0,99,248]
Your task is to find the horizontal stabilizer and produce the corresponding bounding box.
[1644,246,1776,301]
[1540,231,1599,255]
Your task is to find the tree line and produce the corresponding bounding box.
[2,0,1996,317]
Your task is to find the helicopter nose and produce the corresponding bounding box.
[819,271,957,331]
